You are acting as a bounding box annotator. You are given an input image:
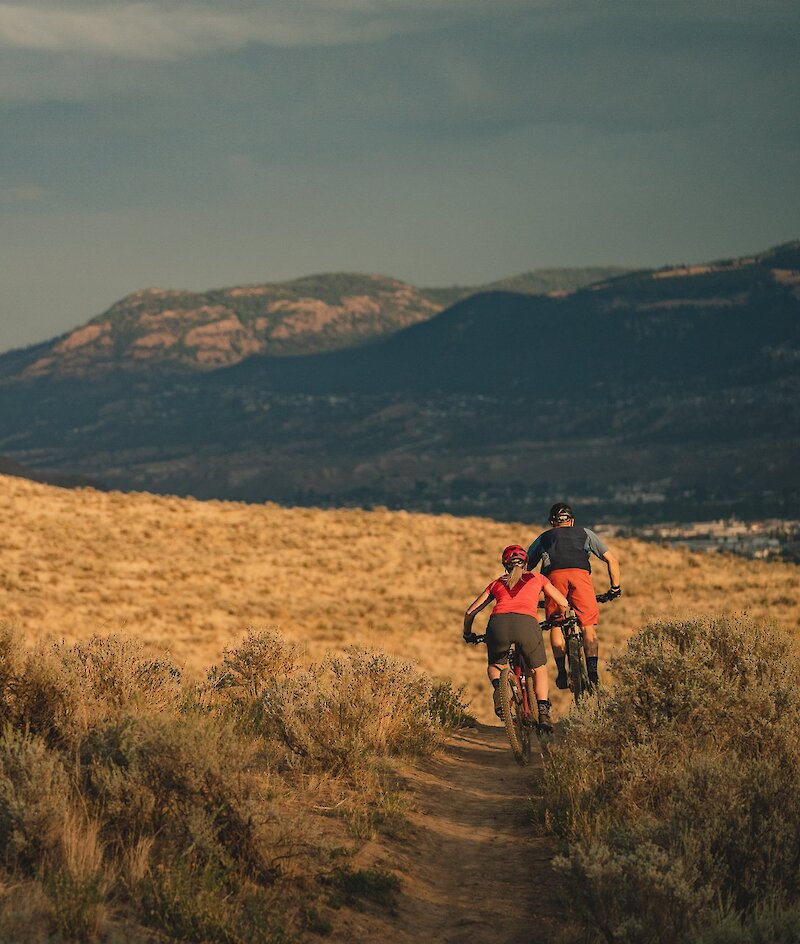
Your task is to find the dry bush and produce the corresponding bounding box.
[542,616,800,943]
[258,648,457,772]
[0,628,184,752]
[208,631,468,772]
[204,630,467,842]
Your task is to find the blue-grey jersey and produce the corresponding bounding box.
[527,526,608,576]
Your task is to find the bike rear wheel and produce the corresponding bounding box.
[567,636,585,703]
[499,667,530,765]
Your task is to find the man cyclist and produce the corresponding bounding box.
[526,503,620,690]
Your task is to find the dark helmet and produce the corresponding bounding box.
[549,502,574,525]
[501,544,528,568]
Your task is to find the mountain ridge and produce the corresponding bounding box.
[0,267,629,382]
[1,240,797,523]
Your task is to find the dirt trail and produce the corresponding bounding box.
[334,723,563,943]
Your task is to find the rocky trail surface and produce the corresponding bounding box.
[333,723,564,943]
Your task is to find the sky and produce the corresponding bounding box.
[1,0,799,353]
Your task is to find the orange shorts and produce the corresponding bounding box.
[544,568,599,627]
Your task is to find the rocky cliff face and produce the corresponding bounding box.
[17,275,441,379]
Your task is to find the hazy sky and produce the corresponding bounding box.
[1,0,799,353]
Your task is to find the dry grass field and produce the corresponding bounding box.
[2,473,799,721]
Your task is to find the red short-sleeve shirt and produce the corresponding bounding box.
[485,572,551,618]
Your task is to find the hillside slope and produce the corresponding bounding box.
[1,474,797,721]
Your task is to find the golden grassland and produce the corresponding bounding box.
[1,473,799,721]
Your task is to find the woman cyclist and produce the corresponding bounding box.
[463,544,569,732]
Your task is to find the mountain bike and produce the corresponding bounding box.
[541,613,588,703]
[466,634,541,766]
[540,592,618,703]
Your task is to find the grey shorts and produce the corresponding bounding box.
[486,613,546,669]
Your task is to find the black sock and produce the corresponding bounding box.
[537,700,550,709]
[587,656,599,678]
[491,678,500,690]
[555,657,566,676]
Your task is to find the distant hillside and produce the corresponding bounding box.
[0,241,797,523]
[0,267,626,382]
[0,454,97,489]
[422,266,631,307]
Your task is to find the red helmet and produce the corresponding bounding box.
[501,544,528,567]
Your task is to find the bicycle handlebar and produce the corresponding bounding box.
[540,614,578,632]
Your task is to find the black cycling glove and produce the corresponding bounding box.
[607,585,622,600]
[463,632,478,644]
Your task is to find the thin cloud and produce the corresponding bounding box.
[0,1,540,58]
[0,184,46,203]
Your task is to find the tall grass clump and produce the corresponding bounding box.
[0,626,463,941]
[542,616,800,944]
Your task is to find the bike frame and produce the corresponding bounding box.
[508,645,534,722]
[468,634,537,765]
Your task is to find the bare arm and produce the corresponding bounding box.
[602,550,620,588]
[463,590,493,636]
[542,582,569,617]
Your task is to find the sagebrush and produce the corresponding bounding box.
[0,627,465,942]
[542,616,800,944]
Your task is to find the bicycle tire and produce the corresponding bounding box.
[567,635,584,703]
[499,667,527,765]
[514,680,532,765]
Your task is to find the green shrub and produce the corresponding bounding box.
[322,864,400,909]
[427,679,473,729]
[137,857,287,944]
[45,867,106,942]
[687,902,800,944]
[543,617,800,943]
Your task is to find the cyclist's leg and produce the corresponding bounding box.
[582,624,599,657]
[568,572,600,684]
[486,615,513,715]
[545,570,570,659]
[545,570,571,688]
[532,664,549,700]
